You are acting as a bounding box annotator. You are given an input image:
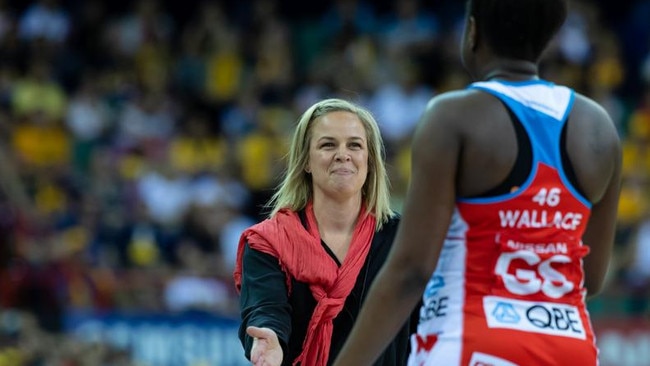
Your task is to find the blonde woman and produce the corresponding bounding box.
[234,98,416,366]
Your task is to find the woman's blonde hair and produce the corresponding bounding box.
[267,98,394,230]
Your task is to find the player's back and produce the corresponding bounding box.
[409,80,617,366]
[450,81,617,205]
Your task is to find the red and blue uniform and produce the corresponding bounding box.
[409,80,598,366]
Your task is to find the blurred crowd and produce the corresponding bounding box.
[0,0,649,363]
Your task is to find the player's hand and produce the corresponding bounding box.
[247,326,283,366]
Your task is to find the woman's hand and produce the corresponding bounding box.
[247,326,283,366]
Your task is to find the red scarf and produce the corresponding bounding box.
[233,202,376,366]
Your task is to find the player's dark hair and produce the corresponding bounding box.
[466,0,568,62]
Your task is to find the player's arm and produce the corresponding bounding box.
[579,99,622,297]
[332,91,465,366]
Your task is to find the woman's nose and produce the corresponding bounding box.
[335,148,351,161]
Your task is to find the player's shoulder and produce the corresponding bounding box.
[426,88,491,109]
[421,88,502,126]
[568,92,621,159]
[571,92,613,120]
[571,93,619,136]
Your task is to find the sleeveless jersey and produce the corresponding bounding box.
[408,80,598,366]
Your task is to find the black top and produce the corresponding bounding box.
[238,213,417,365]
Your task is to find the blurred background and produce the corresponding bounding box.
[0,0,647,365]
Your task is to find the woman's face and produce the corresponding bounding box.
[307,111,369,201]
